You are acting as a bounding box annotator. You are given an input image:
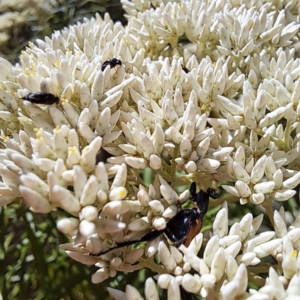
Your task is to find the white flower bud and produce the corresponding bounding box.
[140,132,155,159]
[248,190,263,203]
[37,158,56,172]
[224,241,242,258]
[245,158,254,175]
[182,274,201,294]
[158,274,173,289]
[211,247,226,281]
[185,161,197,173]
[80,206,98,221]
[110,269,117,278]
[18,181,50,213]
[196,136,210,159]
[125,156,147,169]
[253,181,275,194]
[183,251,201,273]
[20,173,49,198]
[251,155,267,184]
[235,181,252,197]
[273,169,283,188]
[268,267,286,298]
[217,95,243,115]
[52,185,81,215]
[137,188,151,206]
[67,129,79,147]
[92,268,110,284]
[149,200,165,215]
[180,137,192,158]
[219,235,240,248]
[78,122,96,143]
[100,90,123,108]
[259,106,285,127]
[287,228,300,244]
[96,219,126,233]
[109,187,128,201]
[237,252,256,266]
[186,232,203,255]
[66,251,98,266]
[171,126,182,144]
[111,163,127,189]
[271,189,296,201]
[179,189,190,204]
[80,175,98,206]
[110,257,122,268]
[254,239,282,258]
[72,165,87,200]
[245,107,257,129]
[158,241,176,272]
[274,210,288,238]
[222,185,240,197]
[149,154,162,170]
[152,123,165,154]
[227,113,240,130]
[80,137,102,173]
[167,278,181,300]
[233,263,248,296]
[253,232,276,246]
[152,217,166,230]
[282,171,300,190]
[159,176,178,205]
[235,146,245,167]
[201,274,216,289]
[144,278,160,300]
[221,281,239,299]
[213,147,234,161]
[284,103,297,122]
[57,217,79,234]
[170,246,183,264]
[282,237,297,279]
[79,219,95,237]
[213,208,228,238]
[203,236,219,266]
[162,205,177,219]
[286,273,300,296]
[49,106,69,126]
[233,161,250,183]
[197,158,220,172]
[226,255,238,281]
[118,143,137,155]
[91,71,104,101]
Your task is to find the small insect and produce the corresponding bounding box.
[91,182,218,256]
[182,64,189,73]
[22,92,59,105]
[101,58,122,71]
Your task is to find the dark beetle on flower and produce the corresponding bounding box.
[181,64,190,73]
[91,182,219,256]
[22,92,60,105]
[101,58,122,71]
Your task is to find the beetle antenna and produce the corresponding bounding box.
[90,229,165,257]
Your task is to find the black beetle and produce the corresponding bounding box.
[22,92,59,105]
[101,58,122,71]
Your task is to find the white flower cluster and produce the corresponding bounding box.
[106,204,300,299]
[0,0,300,298]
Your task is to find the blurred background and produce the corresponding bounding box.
[0,0,126,64]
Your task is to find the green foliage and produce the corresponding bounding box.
[1,0,126,63]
